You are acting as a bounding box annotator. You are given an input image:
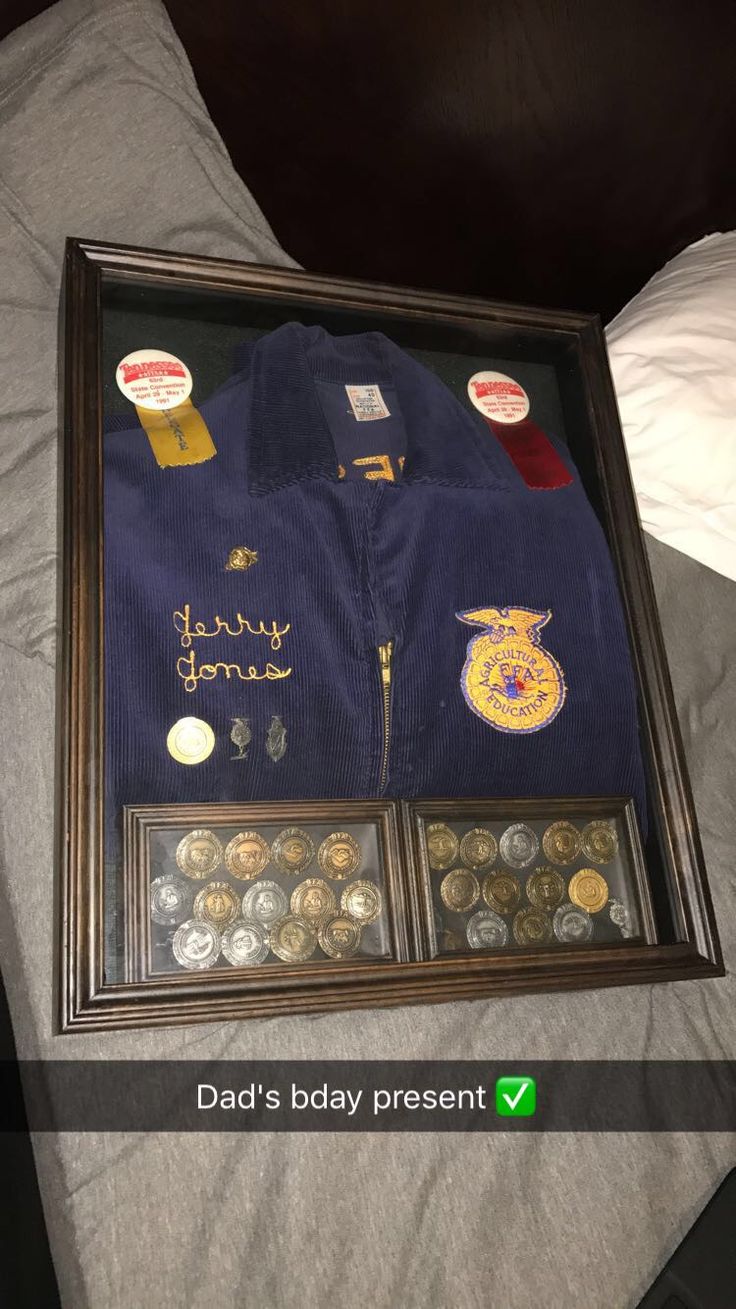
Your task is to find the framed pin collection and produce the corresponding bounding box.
[125,801,409,985]
[57,239,722,1030]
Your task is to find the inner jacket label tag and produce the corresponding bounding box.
[345,383,391,421]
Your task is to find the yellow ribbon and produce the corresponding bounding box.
[135,398,217,468]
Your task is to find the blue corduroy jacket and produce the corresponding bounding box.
[103,323,646,828]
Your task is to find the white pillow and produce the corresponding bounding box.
[606,232,736,583]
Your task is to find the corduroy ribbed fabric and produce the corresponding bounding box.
[103,324,647,845]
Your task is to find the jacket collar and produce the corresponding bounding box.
[241,323,512,494]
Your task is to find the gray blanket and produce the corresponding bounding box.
[0,3,733,1307]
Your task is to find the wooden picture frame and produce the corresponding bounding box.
[124,800,410,985]
[57,237,723,1031]
[404,796,656,960]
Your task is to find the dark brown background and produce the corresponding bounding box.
[4,0,736,318]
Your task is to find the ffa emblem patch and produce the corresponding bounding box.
[456,606,566,734]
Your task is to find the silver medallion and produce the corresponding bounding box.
[221,919,270,966]
[242,880,289,928]
[499,822,539,868]
[466,909,509,950]
[553,901,594,943]
[150,872,193,926]
[609,898,634,937]
[172,919,221,970]
[266,715,287,762]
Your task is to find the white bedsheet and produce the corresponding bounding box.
[607,232,736,584]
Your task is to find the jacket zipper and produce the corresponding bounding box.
[377,639,394,792]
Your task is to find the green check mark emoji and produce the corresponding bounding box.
[495,1076,537,1117]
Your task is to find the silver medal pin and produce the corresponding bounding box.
[266,715,287,762]
[230,717,252,760]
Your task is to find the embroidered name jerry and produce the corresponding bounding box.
[103,323,647,827]
[172,604,291,692]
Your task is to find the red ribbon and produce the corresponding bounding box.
[484,417,572,490]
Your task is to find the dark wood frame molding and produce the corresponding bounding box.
[57,238,722,1031]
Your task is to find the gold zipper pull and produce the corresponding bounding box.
[378,639,394,685]
[377,640,394,792]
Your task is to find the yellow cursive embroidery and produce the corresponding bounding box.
[176,651,293,695]
[173,604,290,651]
[352,454,395,482]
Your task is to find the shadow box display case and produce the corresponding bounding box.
[57,238,722,1030]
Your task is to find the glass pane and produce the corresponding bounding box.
[97,272,664,987]
[140,817,391,976]
[418,805,651,957]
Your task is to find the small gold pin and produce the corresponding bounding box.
[225,546,258,571]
